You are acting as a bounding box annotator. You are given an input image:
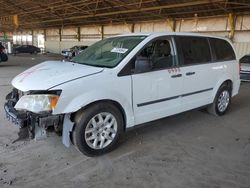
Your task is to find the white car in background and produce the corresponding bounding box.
[4,32,240,156]
[240,54,250,81]
[61,45,88,58]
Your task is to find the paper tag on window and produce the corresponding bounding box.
[111,47,128,54]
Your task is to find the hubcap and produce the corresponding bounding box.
[217,90,230,112]
[85,112,118,149]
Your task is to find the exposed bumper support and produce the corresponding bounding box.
[62,114,74,147]
[4,90,64,142]
[4,101,27,128]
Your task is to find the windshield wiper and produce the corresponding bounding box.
[77,62,112,68]
[69,60,112,68]
[91,64,111,68]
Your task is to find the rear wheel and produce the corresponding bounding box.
[207,84,231,116]
[72,102,123,156]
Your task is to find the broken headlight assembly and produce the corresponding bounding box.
[14,94,60,114]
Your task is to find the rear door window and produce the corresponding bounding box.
[176,36,211,66]
[210,38,236,61]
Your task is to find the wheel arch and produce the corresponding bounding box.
[70,99,127,132]
[222,79,233,94]
[207,79,233,116]
[212,78,233,102]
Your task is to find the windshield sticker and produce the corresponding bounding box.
[111,47,128,54]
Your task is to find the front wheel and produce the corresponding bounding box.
[207,84,231,116]
[72,102,124,156]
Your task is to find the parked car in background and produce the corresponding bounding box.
[0,42,8,62]
[240,55,250,81]
[0,51,8,62]
[61,45,88,58]
[76,45,88,56]
[5,33,240,156]
[13,44,21,49]
[14,45,41,55]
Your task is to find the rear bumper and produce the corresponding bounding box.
[240,72,250,81]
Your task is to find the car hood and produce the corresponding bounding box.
[12,61,104,92]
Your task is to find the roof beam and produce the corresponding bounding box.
[19,0,225,26]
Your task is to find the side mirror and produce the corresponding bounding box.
[135,56,151,73]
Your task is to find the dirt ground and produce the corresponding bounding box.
[0,54,250,188]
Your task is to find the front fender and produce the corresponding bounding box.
[53,74,134,127]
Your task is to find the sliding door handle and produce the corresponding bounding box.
[186,72,195,76]
[171,74,182,78]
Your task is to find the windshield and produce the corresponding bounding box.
[71,36,146,68]
[70,46,78,50]
[240,55,250,64]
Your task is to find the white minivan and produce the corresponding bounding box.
[4,32,240,156]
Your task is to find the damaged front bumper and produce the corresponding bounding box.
[4,89,74,147]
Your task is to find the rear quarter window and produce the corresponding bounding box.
[210,38,236,61]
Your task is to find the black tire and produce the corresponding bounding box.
[0,53,7,62]
[72,102,124,156]
[207,84,231,116]
[1,53,8,61]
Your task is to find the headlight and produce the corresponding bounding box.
[14,94,59,113]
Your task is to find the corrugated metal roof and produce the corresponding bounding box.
[0,0,250,31]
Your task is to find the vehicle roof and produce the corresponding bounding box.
[115,32,230,41]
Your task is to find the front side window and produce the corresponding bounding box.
[177,36,211,65]
[71,36,146,68]
[210,38,236,61]
[133,39,175,73]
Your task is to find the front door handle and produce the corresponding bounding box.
[186,72,195,76]
[171,74,182,78]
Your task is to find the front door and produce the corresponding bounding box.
[132,37,183,125]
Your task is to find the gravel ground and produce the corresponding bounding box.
[0,54,250,188]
